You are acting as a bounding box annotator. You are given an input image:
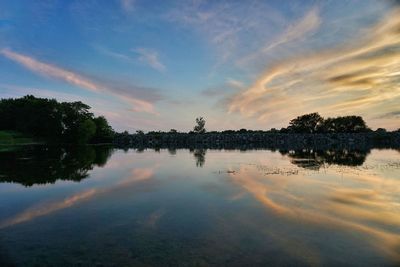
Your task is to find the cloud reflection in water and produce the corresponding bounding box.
[228,150,400,260]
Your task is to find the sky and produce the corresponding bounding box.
[0,0,399,132]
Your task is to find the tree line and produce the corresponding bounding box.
[133,113,381,136]
[0,96,396,145]
[282,112,371,133]
[0,95,114,144]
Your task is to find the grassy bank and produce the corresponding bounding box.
[0,131,41,146]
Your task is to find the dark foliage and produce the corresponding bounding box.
[320,116,370,133]
[0,95,114,144]
[280,149,369,170]
[191,148,206,167]
[91,116,115,143]
[0,145,113,186]
[287,113,324,133]
[193,117,206,133]
[283,113,370,133]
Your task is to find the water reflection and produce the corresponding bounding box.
[191,148,206,167]
[227,150,400,262]
[0,166,156,229]
[188,148,370,169]
[1,147,400,266]
[280,149,369,169]
[0,146,113,186]
[0,189,97,229]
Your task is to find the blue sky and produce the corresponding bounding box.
[0,0,399,131]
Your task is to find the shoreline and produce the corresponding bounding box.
[1,132,399,151]
[113,132,400,150]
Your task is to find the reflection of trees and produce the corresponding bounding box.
[0,145,113,186]
[280,149,369,170]
[0,243,14,267]
[191,149,206,167]
[167,147,177,155]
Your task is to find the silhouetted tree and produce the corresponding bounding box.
[77,119,96,144]
[322,116,370,133]
[280,127,289,133]
[0,95,114,144]
[376,128,387,133]
[91,116,115,143]
[193,117,206,133]
[287,113,324,133]
[222,130,235,134]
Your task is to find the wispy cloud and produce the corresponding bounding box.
[0,166,156,229]
[1,48,160,114]
[238,7,321,66]
[95,45,166,73]
[229,155,400,261]
[228,7,400,130]
[167,1,286,65]
[120,0,135,13]
[93,45,134,62]
[202,78,244,97]
[0,189,97,229]
[133,47,166,72]
[264,7,320,53]
[376,111,400,119]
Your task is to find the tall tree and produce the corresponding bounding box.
[287,113,324,133]
[193,117,206,133]
[91,116,115,143]
[322,116,369,133]
[0,95,114,144]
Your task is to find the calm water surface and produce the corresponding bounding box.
[0,146,400,266]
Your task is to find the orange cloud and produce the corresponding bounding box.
[1,49,157,114]
[0,189,97,229]
[229,8,400,130]
[0,167,156,229]
[228,157,400,261]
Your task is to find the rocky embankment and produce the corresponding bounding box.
[114,132,400,150]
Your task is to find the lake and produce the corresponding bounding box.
[0,146,400,266]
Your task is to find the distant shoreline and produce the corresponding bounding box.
[113,132,400,150]
[2,131,399,151]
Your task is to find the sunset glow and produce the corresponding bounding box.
[0,0,399,131]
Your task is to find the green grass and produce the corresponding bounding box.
[0,130,38,146]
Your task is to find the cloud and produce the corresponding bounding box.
[94,45,166,73]
[93,45,134,62]
[377,111,400,119]
[201,78,244,97]
[120,0,135,12]
[1,48,159,114]
[228,8,400,130]
[228,156,400,261]
[0,189,97,229]
[0,166,156,229]
[238,7,321,66]
[133,47,166,72]
[118,168,154,186]
[0,84,168,132]
[265,7,320,53]
[0,84,96,103]
[167,1,287,65]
